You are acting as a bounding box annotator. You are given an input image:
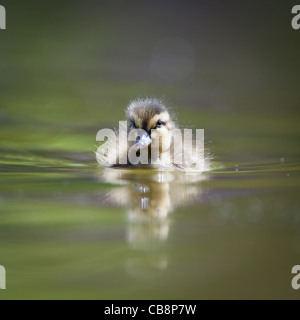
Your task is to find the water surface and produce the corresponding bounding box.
[0,130,299,299]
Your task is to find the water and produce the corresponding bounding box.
[0,134,299,299]
[1,0,300,300]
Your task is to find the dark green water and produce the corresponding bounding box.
[0,1,300,299]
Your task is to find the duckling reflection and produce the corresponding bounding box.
[98,168,208,279]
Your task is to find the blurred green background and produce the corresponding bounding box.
[0,0,300,300]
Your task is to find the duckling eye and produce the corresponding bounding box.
[156,120,165,128]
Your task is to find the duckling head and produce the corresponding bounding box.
[126,98,177,153]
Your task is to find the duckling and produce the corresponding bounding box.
[125,98,178,168]
[97,98,206,170]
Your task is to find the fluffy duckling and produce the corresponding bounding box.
[125,98,177,167]
[98,98,206,170]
